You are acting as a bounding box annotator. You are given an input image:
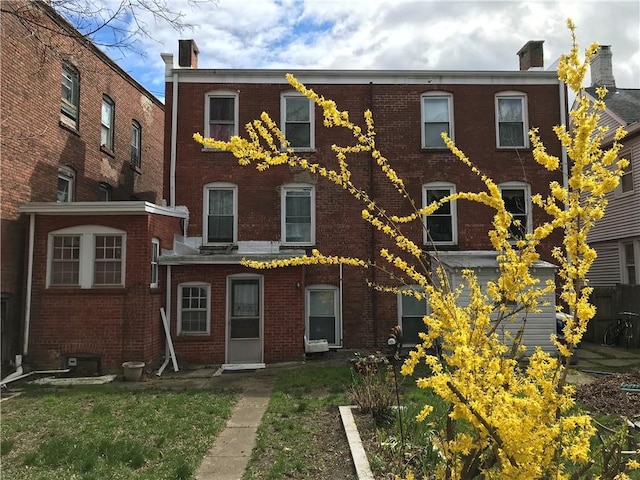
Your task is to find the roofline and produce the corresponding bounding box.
[19,201,188,218]
[36,1,164,109]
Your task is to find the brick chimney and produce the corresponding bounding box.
[590,45,615,87]
[178,39,199,68]
[517,40,544,71]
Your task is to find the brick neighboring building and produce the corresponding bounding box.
[1,2,165,372]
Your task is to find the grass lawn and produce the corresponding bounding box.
[1,386,237,480]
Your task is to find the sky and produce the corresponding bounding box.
[101,0,640,103]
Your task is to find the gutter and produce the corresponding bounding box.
[23,213,35,355]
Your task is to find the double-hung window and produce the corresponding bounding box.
[499,182,532,240]
[623,242,637,284]
[57,166,75,202]
[422,182,457,245]
[281,92,314,150]
[178,283,210,334]
[620,148,634,193]
[204,183,237,245]
[131,120,141,167]
[306,285,340,346]
[282,184,315,245]
[495,92,528,148]
[150,238,160,288]
[47,226,126,288]
[421,92,453,148]
[398,287,428,346]
[101,95,115,150]
[205,91,238,142]
[61,62,79,128]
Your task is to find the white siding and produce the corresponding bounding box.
[588,241,621,287]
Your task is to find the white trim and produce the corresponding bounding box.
[281,183,315,246]
[46,225,126,289]
[177,282,211,335]
[281,91,315,151]
[150,238,160,288]
[57,166,75,202]
[204,90,239,143]
[305,284,341,347]
[422,181,457,245]
[620,240,639,285]
[397,285,428,347]
[421,92,454,148]
[19,201,189,218]
[495,91,529,149]
[498,181,532,237]
[203,182,238,245]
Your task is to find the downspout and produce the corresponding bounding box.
[339,262,343,347]
[23,213,35,355]
[169,71,179,207]
[559,80,569,192]
[368,81,378,347]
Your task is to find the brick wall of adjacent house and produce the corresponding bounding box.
[26,213,181,373]
[166,78,565,349]
[169,265,305,365]
[0,2,165,368]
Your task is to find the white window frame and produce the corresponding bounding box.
[57,166,75,202]
[101,95,115,150]
[621,240,638,285]
[397,286,429,347]
[204,91,239,144]
[499,181,532,239]
[99,182,112,201]
[61,62,79,128]
[421,92,454,148]
[281,184,315,246]
[306,284,341,347]
[47,225,126,289]
[178,282,211,335]
[150,238,160,288]
[131,120,141,168]
[203,182,238,246]
[495,92,529,148]
[281,91,315,151]
[422,181,457,245]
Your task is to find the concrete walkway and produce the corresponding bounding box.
[195,371,276,480]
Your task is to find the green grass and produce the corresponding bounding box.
[1,386,237,480]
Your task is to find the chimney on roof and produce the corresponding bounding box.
[590,45,615,88]
[517,40,544,71]
[178,39,199,68]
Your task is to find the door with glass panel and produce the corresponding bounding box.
[306,286,340,347]
[226,277,263,364]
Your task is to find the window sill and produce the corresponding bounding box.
[421,147,452,152]
[285,148,316,153]
[59,119,80,135]
[130,163,142,175]
[45,286,126,293]
[496,146,530,151]
[100,145,115,157]
[280,244,315,249]
[178,332,210,337]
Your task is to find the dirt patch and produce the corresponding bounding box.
[575,370,640,418]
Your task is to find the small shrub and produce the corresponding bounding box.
[349,352,395,425]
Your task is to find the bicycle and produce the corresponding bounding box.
[602,311,639,348]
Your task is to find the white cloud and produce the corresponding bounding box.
[106,0,640,103]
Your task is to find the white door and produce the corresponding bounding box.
[226,277,263,364]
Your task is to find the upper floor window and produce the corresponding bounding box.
[57,166,75,202]
[101,95,115,150]
[422,182,457,245]
[499,181,532,239]
[282,184,315,245]
[495,92,528,148]
[281,92,314,150]
[151,238,160,288]
[421,92,453,148]
[99,182,112,201]
[178,283,210,335]
[61,62,79,128]
[131,121,141,168]
[47,225,126,288]
[205,91,238,142]
[203,183,237,245]
[620,148,634,194]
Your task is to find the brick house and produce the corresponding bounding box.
[1,2,166,372]
[154,39,566,369]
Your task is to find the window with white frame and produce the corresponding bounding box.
[422,182,457,245]
[281,92,314,150]
[150,238,160,288]
[306,285,340,346]
[421,92,453,148]
[621,149,634,193]
[499,182,532,239]
[101,95,115,150]
[398,286,428,346]
[623,241,637,285]
[203,183,237,244]
[61,62,79,128]
[178,283,210,334]
[205,91,238,142]
[131,120,141,167]
[495,93,528,148]
[99,182,112,201]
[282,184,315,245]
[47,226,126,288]
[57,166,75,202]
